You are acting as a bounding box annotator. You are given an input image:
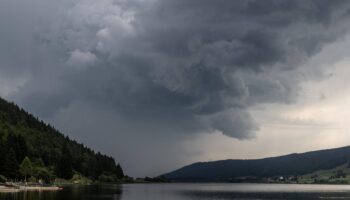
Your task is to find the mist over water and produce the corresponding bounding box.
[2,183,350,200]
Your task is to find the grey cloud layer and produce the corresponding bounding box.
[2,0,350,139]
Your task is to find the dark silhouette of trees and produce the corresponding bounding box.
[55,143,73,179]
[116,164,124,179]
[3,148,19,179]
[0,97,125,181]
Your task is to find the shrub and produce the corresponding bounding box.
[98,174,118,183]
[0,175,7,183]
[33,167,56,183]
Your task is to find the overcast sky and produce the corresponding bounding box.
[2,0,350,177]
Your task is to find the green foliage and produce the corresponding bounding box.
[116,164,124,179]
[33,167,55,183]
[98,173,118,183]
[335,170,346,178]
[71,173,93,184]
[165,146,350,181]
[299,164,350,184]
[28,176,37,183]
[0,97,124,181]
[55,143,73,179]
[2,148,19,179]
[32,158,45,168]
[19,157,33,180]
[0,175,6,183]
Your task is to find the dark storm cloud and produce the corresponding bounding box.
[3,0,350,139]
[3,0,350,176]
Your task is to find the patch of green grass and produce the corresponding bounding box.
[299,163,350,184]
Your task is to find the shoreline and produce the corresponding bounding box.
[0,186,62,193]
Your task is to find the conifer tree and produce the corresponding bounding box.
[55,143,73,179]
[19,157,33,182]
[116,164,124,179]
[3,148,19,179]
[0,97,125,181]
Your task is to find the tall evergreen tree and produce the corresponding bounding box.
[6,132,28,162]
[0,137,6,174]
[55,143,73,179]
[3,148,19,179]
[116,164,124,179]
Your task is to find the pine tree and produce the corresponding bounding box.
[6,132,28,163]
[55,143,73,179]
[116,164,124,179]
[3,148,19,179]
[0,138,6,175]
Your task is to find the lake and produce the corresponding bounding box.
[2,183,350,200]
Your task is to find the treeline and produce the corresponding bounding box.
[0,97,124,182]
[164,146,350,181]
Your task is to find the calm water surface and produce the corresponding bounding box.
[2,183,350,200]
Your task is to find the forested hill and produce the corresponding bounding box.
[163,145,350,182]
[0,97,124,182]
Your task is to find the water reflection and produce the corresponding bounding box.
[122,183,350,200]
[0,184,123,200]
[2,183,350,200]
[180,190,350,200]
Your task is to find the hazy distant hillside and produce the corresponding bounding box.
[0,97,124,182]
[163,146,350,182]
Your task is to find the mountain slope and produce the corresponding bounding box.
[0,97,124,181]
[163,146,350,181]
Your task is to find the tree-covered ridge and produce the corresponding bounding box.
[164,146,350,182]
[0,97,124,182]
